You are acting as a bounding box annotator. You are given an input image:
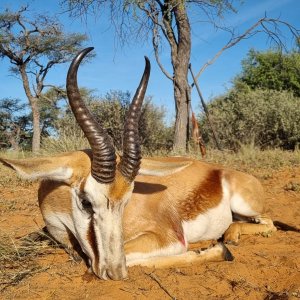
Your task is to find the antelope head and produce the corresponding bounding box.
[66,47,150,279]
[1,48,150,280]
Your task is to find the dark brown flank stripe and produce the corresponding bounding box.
[87,217,99,270]
[178,169,223,220]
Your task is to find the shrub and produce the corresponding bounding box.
[42,90,173,154]
[200,89,300,150]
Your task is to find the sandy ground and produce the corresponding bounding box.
[0,167,299,300]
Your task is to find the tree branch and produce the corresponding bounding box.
[194,18,265,81]
[193,16,300,83]
[161,0,178,55]
[152,24,173,81]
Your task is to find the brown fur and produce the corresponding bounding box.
[178,169,223,220]
[108,171,132,203]
[223,169,265,214]
[38,181,72,215]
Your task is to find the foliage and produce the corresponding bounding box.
[200,89,300,150]
[0,98,31,150]
[234,49,300,96]
[139,101,174,153]
[39,89,65,137]
[0,93,65,151]
[90,90,173,153]
[42,90,173,154]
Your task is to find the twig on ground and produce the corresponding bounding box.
[145,272,176,300]
[0,266,49,291]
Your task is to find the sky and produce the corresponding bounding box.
[0,0,299,123]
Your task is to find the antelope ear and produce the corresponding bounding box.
[0,156,73,182]
[139,159,192,177]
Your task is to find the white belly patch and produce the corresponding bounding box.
[182,182,232,242]
[230,193,258,216]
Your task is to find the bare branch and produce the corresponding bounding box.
[193,16,300,83]
[152,24,173,81]
[194,18,265,81]
[161,1,178,53]
[154,0,164,10]
[145,272,176,300]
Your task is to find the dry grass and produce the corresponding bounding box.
[0,231,58,291]
[284,181,300,192]
[149,146,300,174]
[203,146,300,171]
[41,132,89,154]
[1,146,300,188]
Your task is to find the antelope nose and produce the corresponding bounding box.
[107,265,128,280]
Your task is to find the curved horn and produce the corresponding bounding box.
[67,47,116,183]
[119,57,151,181]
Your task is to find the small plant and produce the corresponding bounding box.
[284,181,300,192]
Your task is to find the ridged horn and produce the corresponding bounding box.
[66,47,116,183]
[119,57,151,181]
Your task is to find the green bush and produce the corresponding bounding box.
[234,49,300,97]
[200,89,300,150]
[42,90,173,154]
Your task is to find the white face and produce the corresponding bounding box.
[71,174,133,280]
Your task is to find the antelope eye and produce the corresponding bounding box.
[82,198,92,210]
[80,194,93,214]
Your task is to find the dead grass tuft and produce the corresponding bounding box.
[202,147,300,171]
[41,133,89,154]
[0,231,59,291]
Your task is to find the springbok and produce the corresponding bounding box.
[0,48,276,280]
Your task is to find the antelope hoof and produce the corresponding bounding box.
[220,243,234,261]
[223,226,240,245]
[223,233,240,246]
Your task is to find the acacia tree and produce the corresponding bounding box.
[64,0,299,152]
[0,6,88,152]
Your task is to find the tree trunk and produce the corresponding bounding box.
[172,1,191,152]
[173,79,189,152]
[30,98,41,152]
[19,66,41,152]
[8,126,21,151]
